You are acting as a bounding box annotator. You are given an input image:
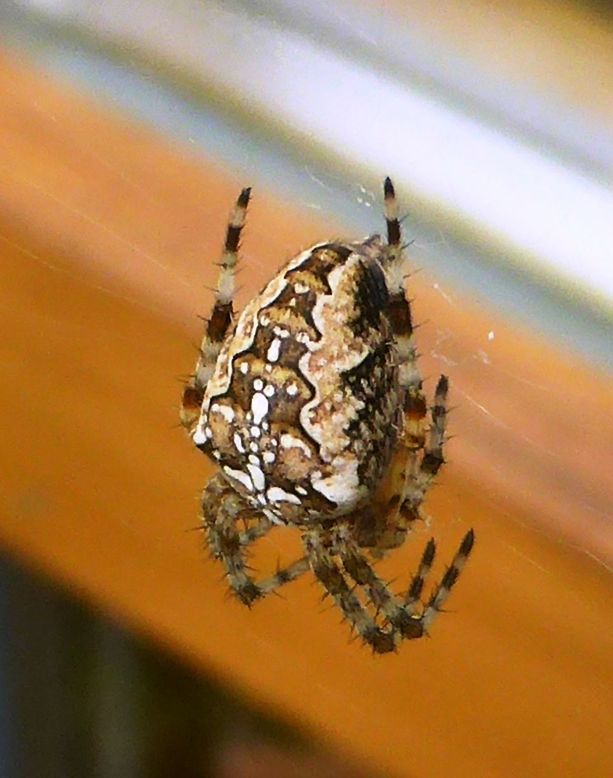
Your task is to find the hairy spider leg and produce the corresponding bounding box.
[421,528,475,631]
[336,525,423,636]
[302,528,399,654]
[339,522,471,643]
[309,522,474,652]
[342,182,473,642]
[404,537,437,611]
[383,177,424,422]
[401,374,451,510]
[372,178,428,547]
[180,187,251,432]
[380,183,455,540]
[238,517,275,545]
[202,474,309,605]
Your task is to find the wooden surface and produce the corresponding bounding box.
[1,51,612,777]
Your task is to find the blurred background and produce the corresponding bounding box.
[0,1,611,777]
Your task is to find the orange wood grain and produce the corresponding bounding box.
[0,51,611,777]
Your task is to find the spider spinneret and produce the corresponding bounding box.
[180,179,474,654]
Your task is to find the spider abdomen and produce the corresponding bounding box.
[182,180,475,650]
[192,239,401,524]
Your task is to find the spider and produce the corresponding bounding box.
[180,178,474,653]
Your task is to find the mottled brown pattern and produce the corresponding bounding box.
[181,181,474,652]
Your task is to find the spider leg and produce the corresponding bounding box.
[336,526,425,640]
[302,528,399,654]
[404,537,436,613]
[382,177,426,448]
[255,557,311,598]
[180,187,251,432]
[202,473,309,605]
[340,524,474,641]
[356,181,473,637]
[421,529,475,631]
[396,373,450,521]
[382,184,449,528]
[420,373,448,481]
[370,179,428,548]
[238,517,275,545]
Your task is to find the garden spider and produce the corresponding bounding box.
[180,179,474,653]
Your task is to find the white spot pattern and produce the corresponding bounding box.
[211,403,235,423]
[267,486,301,505]
[247,463,266,492]
[223,466,253,492]
[266,338,281,362]
[251,392,269,425]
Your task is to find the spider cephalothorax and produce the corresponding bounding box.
[181,179,474,653]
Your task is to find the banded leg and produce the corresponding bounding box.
[397,374,451,518]
[382,177,424,426]
[336,527,424,640]
[404,538,436,613]
[338,524,474,643]
[254,557,311,598]
[303,529,399,654]
[180,187,251,432]
[420,373,449,483]
[421,529,475,632]
[238,515,274,545]
[376,184,453,549]
[202,473,307,605]
[377,178,428,543]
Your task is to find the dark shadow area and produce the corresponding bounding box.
[0,554,376,778]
